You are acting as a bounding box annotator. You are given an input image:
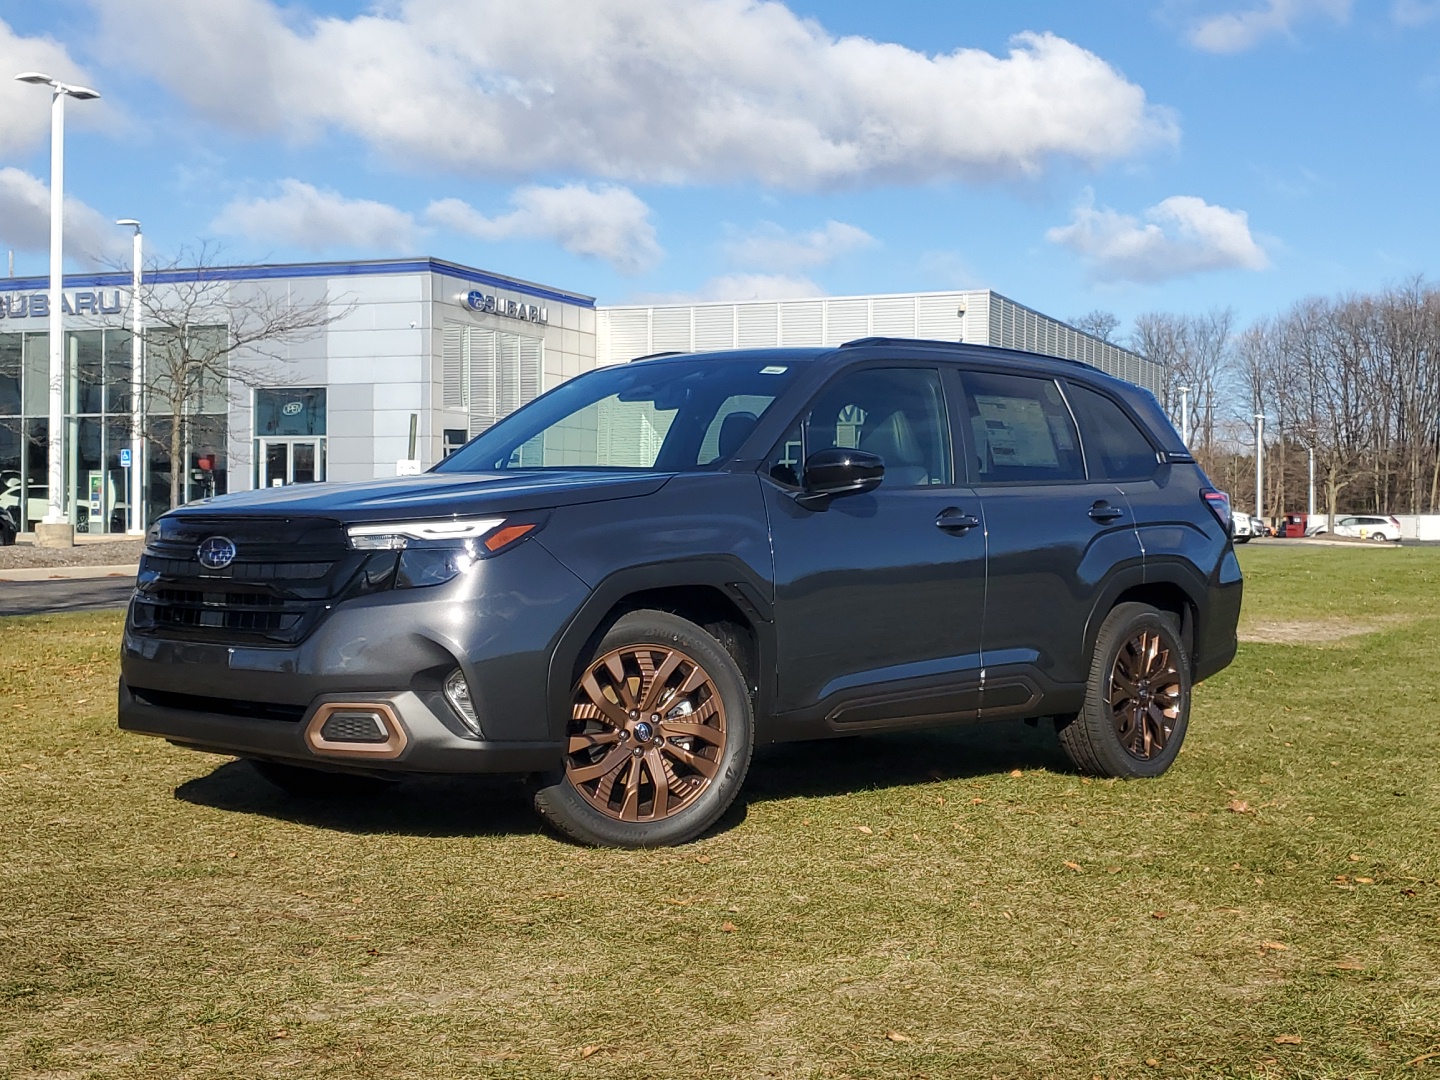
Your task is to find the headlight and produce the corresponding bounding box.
[344,516,546,590]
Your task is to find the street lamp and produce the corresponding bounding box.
[15,71,101,544]
[117,219,143,534]
[1177,386,1192,447]
[1254,413,1266,523]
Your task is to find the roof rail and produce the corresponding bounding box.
[838,335,1093,371]
[629,350,689,362]
[839,336,961,349]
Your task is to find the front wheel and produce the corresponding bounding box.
[532,610,753,848]
[1057,602,1192,778]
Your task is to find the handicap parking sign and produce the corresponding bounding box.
[119,448,132,467]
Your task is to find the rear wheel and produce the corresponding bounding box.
[1057,602,1191,778]
[532,610,753,848]
[247,759,394,798]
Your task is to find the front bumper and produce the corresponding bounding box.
[118,537,588,775]
[118,681,562,775]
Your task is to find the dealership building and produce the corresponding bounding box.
[0,257,1158,535]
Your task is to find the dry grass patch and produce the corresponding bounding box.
[1239,614,1410,644]
[2,546,1439,1078]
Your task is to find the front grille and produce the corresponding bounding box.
[130,686,308,723]
[130,515,369,645]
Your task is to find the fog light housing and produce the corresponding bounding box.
[444,668,482,736]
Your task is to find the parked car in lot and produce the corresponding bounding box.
[1331,514,1402,542]
[118,339,1243,847]
[1232,513,1256,543]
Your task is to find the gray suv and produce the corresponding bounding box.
[119,339,1243,847]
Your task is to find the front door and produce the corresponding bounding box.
[763,364,987,732]
[258,439,325,487]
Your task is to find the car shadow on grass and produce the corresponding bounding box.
[175,719,1071,839]
[744,719,1073,805]
[174,760,546,839]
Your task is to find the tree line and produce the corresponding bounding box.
[1075,277,1440,521]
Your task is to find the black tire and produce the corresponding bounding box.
[532,609,754,848]
[1057,602,1191,779]
[247,758,395,799]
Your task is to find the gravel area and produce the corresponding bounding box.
[0,537,144,570]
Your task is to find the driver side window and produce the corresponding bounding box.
[765,367,952,489]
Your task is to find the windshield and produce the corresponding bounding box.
[436,358,805,473]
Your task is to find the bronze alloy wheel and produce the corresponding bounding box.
[1108,628,1182,760]
[565,643,728,822]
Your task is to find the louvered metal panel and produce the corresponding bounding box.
[519,336,542,408]
[825,299,869,345]
[737,303,778,347]
[779,301,823,345]
[694,305,736,350]
[606,309,651,364]
[652,308,692,352]
[918,294,963,341]
[468,327,498,437]
[442,322,467,409]
[871,296,916,337]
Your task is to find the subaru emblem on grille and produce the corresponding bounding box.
[197,536,238,570]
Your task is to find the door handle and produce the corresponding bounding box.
[1088,501,1124,523]
[935,507,981,533]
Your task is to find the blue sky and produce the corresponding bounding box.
[1,0,1437,336]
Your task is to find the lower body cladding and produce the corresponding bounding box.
[117,539,586,775]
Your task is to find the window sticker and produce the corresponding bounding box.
[974,394,1060,468]
[760,365,788,374]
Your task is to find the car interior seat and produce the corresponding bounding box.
[859,409,929,486]
[716,411,759,461]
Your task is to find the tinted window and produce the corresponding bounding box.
[439,358,802,473]
[766,367,952,489]
[959,370,1084,483]
[1065,383,1159,481]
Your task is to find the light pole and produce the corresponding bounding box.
[15,71,100,544]
[1177,386,1192,447]
[1308,445,1315,522]
[1254,413,1266,523]
[117,219,144,533]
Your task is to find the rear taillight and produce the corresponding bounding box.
[1390,516,1401,531]
[1202,489,1231,531]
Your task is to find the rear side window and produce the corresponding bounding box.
[959,370,1084,483]
[1065,383,1160,481]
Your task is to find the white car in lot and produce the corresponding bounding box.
[1231,513,1256,543]
[1331,514,1402,542]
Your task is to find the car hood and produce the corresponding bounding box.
[163,470,674,523]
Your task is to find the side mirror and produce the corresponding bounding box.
[797,447,884,508]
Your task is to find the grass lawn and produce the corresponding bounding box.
[1,545,1438,1079]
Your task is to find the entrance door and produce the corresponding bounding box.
[258,439,325,487]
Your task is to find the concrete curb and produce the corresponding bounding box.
[0,564,139,582]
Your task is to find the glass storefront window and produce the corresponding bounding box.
[105,330,133,415]
[0,420,20,524]
[255,387,326,437]
[24,418,47,531]
[0,335,20,416]
[22,333,48,416]
[72,330,104,414]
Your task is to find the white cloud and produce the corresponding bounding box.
[1392,0,1440,25]
[1187,0,1351,53]
[0,20,99,155]
[91,0,1177,189]
[427,184,661,275]
[637,273,825,304]
[212,180,418,251]
[724,220,876,271]
[1046,192,1269,283]
[0,167,128,264]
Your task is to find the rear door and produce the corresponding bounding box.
[954,367,1143,714]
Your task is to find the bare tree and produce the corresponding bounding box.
[1070,309,1121,343]
[133,246,352,509]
